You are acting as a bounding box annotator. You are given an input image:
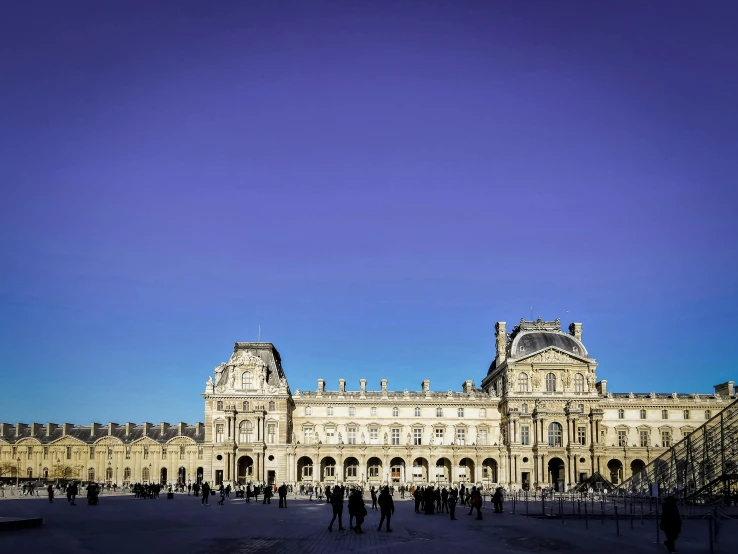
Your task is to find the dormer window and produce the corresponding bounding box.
[242,371,253,389]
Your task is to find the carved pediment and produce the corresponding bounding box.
[48,436,87,446]
[93,436,124,445]
[519,347,586,364]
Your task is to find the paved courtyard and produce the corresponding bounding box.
[0,494,734,553]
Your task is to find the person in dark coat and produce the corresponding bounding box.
[660,496,682,554]
[327,486,345,532]
[492,487,504,513]
[413,487,422,513]
[371,486,378,510]
[201,482,210,505]
[278,483,288,508]
[449,488,458,520]
[467,486,482,519]
[262,484,272,504]
[423,486,435,515]
[47,484,54,503]
[325,485,332,503]
[377,486,395,532]
[348,488,367,533]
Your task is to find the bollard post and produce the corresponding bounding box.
[584,499,589,528]
[655,499,660,544]
[709,513,714,554]
[614,505,620,536]
[513,494,516,514]
[578,499,581,519]
[526,494,529,515]
[601,499,605,524]
[560,497,564,525]
[542,495,545,517]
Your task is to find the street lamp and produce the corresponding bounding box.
[16,457,20,487]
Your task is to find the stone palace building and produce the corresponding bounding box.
[1,318,734,491]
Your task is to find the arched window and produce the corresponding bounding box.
[43,467,48,479]
[88,468,95,481]
[142,467,149,482]
[574,373,584,392]
[239,421,253,443]
[545,373,556,392]
[392,407,399,417]
[415,407,421,417]
[27,468,33,477]
[268,401,275,411]
[548,422,563,447]
[705,410,712,420]
[618,409,624,419]
[640,409,647,419]
[242,401,249,411]
[518,373,529,392]
[242,371,252,389]
[521,403,528,414]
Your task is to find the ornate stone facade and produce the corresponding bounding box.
[2,320,735,491]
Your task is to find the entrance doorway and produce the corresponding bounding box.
[547,458,565,491]
[196,467,203,485]
[267,470,276,486]
[178,467,186,485]
[521,472,530,490]
[160,467,168,485]
[237,456,254,484]
[215,470,223,486]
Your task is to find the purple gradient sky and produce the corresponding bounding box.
[1,1,737,425]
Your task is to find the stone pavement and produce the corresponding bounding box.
[0,495,734,554]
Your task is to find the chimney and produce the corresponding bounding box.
[596,380,607,397]
[143,422,152,437]
[338,379,346,394]
[160,422,169,435]
[31,422,41,436]
[0,423,9,437]
[108,422,118,435]
[125,422,135,435]
[46,423,58,436]
[463,380,473,394]
[178,422,186,435]
[495,322,507,364]
[62,423,73,436]
[90,422,101,437]
[422,379,430,393]
[196,422,204,436]
[317,379,325,395]
[15,423,28,437]
[714,381,735,398]
[569,322,582,341]
[360,379,366,394]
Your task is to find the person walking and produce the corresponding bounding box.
[377,486,395,531]
[413,486,422,513]
[218,484,225,505]
[278,483,288,508]
[660,496,682,554]
[467,486,482,520]
[263,484,272,504]
[492,487,504,513]
[371,486,378,510]
[201,482,210,505]
[47,484,54,503]
[348,488,367,533]
[69,481,78,506]
[327,486,345,532]
[449,488,458,520]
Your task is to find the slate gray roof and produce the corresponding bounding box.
[0,422,205,445]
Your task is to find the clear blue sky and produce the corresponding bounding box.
[1,1,736,425]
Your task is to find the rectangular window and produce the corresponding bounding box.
[215,424,224,443]
[304,428,313,444]
[661,431,671,447]
[161,448,166,460]
[327,407,333,416]
[179,446,185,460]
[577,426,586,445]
[436,408,443,417]
[324,464,334,477]
[348,428,356,445]
[478,429,488,445]
[640,430,649,447]
[349,407,356,416]
[108,447,113,460]
[683,410,690,420]
[27,449,32,460]
[305,406,312,416]
[369,428,378,444]
[480,408,486,417]
[326,427,335,443]
[662,410,668,419]
[391,428,400,445]
[216,401,223,410]
[268,424,276,444]
[43,447,48,460]
[143,447,148,460]
[303,465,312,477]
[617,430,628,447]
[371,407,377,416]
[66,447,72,460]
[369,466,379,478]
[458,408,464,417]
[456,428,466,446]
[347,465,357,477]
[198,447,203,460]
[521,426,530,445]
[12,447,16,457]
[126,447,131,460]
[435,428,444,444]
[413,428,422,445]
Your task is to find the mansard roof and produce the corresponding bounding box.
[0,422,205,445]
